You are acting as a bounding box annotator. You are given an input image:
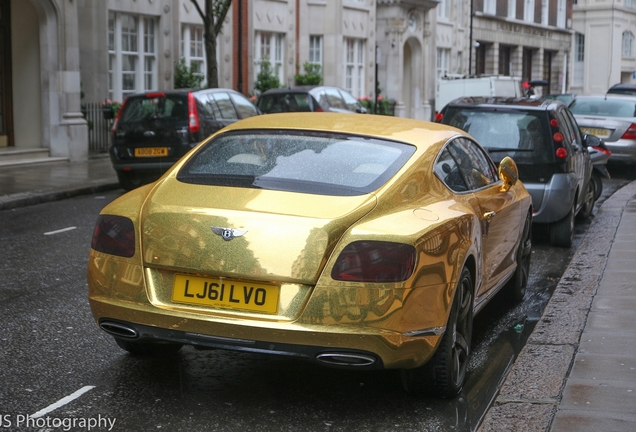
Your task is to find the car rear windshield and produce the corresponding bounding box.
[441,107,554,165]
[177,131,416,196]
[569,97,636,118]
[257,93,312,113]
[120,94,188,126]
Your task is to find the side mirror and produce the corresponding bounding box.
[582,132,602,148]
[498,156,519,192]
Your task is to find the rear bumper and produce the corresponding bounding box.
[524,173,578,224]
[89,297,442,370]
[605,139,636,163]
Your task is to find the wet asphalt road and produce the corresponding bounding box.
[0,165,633,432]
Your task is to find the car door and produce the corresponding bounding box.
[446,138,523,295]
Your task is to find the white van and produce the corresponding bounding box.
[435,76,523,113]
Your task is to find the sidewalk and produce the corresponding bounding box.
[1,158,635,431]
[479,179,636,432]
[0,156,119,210]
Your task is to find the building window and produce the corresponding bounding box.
[457,1,464,27]
[573,33,584,87]
[623,31,634,58]
[524,0,534,22]
[344,38,365,97]
[309,35,323,69]
[181,25,206,86]
[457,51,463,74]
[108,11,157,102]
[508,0,517,19]
[255,31,285,85]
[437,48,450,78]
[484,0,496,15]
[437,0,450,20]
[541,0,548,25]
[499,46,511,75]
[626,0,635,8]
[557,0,566,28]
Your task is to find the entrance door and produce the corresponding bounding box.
[0,0,13,148]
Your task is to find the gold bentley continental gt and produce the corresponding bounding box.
[88,113,532,398]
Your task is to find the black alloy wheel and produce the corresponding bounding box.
[506,211,532,303]
[401,267,474,398]
[577,181,595,220]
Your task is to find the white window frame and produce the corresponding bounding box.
[437,48,451,79]
[524,0,535,22]
[344,38,365,98]
[508,0,516,18]
[541,0,548,25]
[557,0,566,28]
[484,0,496,15]
[309,35,323,69]
[181,24,207,87]
[254,31,285,86]
[108,11,157,102]
[457,0,464,27]
[437,0,450,21]
[626,0,635,8]
[623,31,634,58]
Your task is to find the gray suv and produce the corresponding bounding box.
[438,97,595,247]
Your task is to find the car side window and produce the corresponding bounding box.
[555,109,576,151]
[324,88,346,109]
[563,108,584,147]
[435,147,468,192]
[230,93,259,119]
[447,138,498,191]
[210,92,238,120]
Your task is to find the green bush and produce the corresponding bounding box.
[295,62,322,86]
[254,57,281,93]
[174,58,204,89]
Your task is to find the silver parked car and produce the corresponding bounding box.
[569,94,636,164]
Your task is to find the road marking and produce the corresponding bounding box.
[43,226,77,236]
[31,386,95,418]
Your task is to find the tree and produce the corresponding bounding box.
[190,0,233,89]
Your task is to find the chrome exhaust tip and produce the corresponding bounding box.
[316,352,377,367]
[99,321,139,339]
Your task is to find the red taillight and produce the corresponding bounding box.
[331,241,416,283]
[91,215,135,258]
[111,98,127,135]
[621,123,636,140]
[314,107,324,112]
[188,92,200,133]
[146,92,166,99]
[553,132,564,143]
[435,112,444,122]
[555,147,568,159]
[550,118,559,127]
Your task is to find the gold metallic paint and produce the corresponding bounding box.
[87,113,532,369]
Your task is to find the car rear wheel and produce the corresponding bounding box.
[116,171,146,191]
[114,337,183,356]
[401,267,473,398]
[550,207,574,248]
[577,181,595,220]
[505,211,532,303]
[591,171,603,202]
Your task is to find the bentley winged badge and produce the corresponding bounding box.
[211,227,248,241]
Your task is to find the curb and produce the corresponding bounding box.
[0,182,120,211]
[478,179,636,432]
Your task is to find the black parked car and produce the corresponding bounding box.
[109,88,260,191]
[256,86,367,114]
[437,97,595,247]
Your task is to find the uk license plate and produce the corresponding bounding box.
[581,127,611,139]
[135,147,169,157]
[172,274,280,314]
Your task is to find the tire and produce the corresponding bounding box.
[591,171,603,202]
[401,267,474,398]
[577,181,595,220]
[505,211,532,303]
[114,337,183,356]
[550,207,574,248]
[116,171,146,191]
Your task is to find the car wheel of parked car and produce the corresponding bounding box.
[116,171,145,192]
[591,172,603,202]
[401,267,473,398]
[550,207,574,247]
[577,181,595,220]
[505,211,532,303]
[114,337,183,356]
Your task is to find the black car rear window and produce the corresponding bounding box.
[441,108,554,165]
[257,93,312,113]
[120,94,188,126]
[177,131,416,196]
